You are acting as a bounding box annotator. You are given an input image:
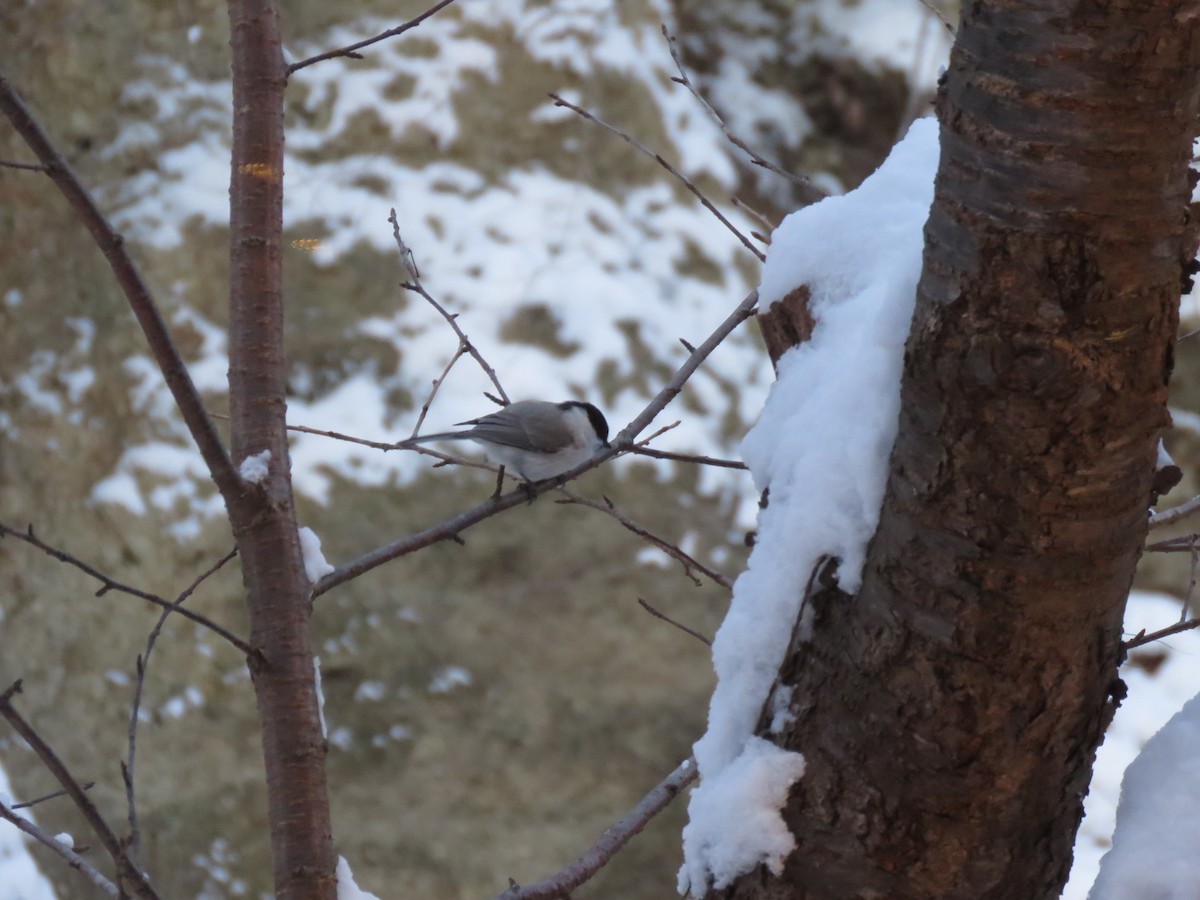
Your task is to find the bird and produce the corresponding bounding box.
[400,400,610,483]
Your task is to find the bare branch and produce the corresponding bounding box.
[0,681,159,899]
[637,598,712,646]
[556,491,733,589]
[0,72,242,504]
[124,548,238,862]
[0,522,253,656]
[314,290,759,596]
[493,758,698,900]
[389,208,511,408]
[287,0,461,75]
[0,802,118,898]
[661,25,825,203]
[549,93,766,263]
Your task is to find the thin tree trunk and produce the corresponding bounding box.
[716,2,1200,898]
[227,1,336,897]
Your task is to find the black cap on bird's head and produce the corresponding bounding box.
[559,400,610,445]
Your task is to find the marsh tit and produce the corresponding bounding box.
[401,400,610,482]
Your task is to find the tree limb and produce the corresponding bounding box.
[0,71,242,506]
[0,681,158,899]
[0,522,252,656]
[0,801,118,898]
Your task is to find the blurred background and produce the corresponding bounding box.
[2,1,1198,897]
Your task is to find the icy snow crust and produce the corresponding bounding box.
[679,118,938,894]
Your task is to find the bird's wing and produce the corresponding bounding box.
[457,401,576,453]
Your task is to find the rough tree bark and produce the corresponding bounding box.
[226,1,336,897]
[715,2,1200,899]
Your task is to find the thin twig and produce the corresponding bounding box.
[1183,542,1199,624]
[0,522,252,656]
[0,802,118,898]
[1123,615,1200,650]
[629,446,747,470]
[0,158,48,172]
[916,0,957,35]
[549,93,766,263]
[493,758,698,900]
[314,290,759,597]
[1150,493,1200,528]
[637,598,712,646]
[557,491,733,589]
[635,420,682,446]
[0,72,241,504]
[287,0,461,74]
[0,681,159,899]
[11,782,96,811]
[661,25,824,202]
[1146,532,1199,553]
[411,345,467,438]
[731,196,776,242]
[389,208,511,406]
[124,548,238,863]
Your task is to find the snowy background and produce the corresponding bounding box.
[3,0,1199,897]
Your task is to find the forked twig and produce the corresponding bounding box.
[389,209,511,408]
[549,93,765,263]
[493,758,698,899]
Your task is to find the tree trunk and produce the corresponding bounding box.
[716,2,1200,898]
[227,1,336,897]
